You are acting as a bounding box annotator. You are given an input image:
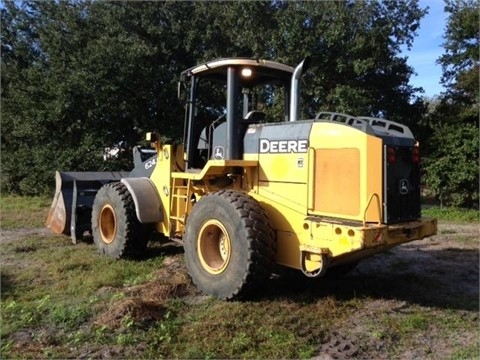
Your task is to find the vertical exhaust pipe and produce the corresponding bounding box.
[289,57,310,122]
[226,66,240,160]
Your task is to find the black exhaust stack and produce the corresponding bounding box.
[226,66,240,160]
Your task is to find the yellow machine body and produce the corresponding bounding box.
[148,118,437,275]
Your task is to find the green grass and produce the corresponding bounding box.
[422,206,479,222]
[449,343,480,360]
[2,241,162,301]
[0,195,52,229]
[356,306,479,358]
[1,197,479,359]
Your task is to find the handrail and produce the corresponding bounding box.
[363,193,382,226]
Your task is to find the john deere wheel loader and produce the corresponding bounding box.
[60,58,437,300]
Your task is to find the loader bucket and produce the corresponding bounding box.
[45,171,129,243]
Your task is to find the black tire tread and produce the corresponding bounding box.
[92,182,147,259]
[185,189,276,300]
[112,182,147,257]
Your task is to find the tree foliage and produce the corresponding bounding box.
[281,1,426,124]
[1,1,190,194]
[2,0,427,195]
[422,0,479,207]
[438,0,479,103]
[423,123,479,207]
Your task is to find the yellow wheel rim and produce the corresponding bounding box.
[197,220,231,274]
[99,204,116,244]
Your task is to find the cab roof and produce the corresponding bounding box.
[180,58,294,86]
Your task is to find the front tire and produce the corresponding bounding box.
[184,190,275,300]
[91,182,148,259]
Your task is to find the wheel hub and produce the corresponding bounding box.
[198,220,231,274]
[99,204,116,244]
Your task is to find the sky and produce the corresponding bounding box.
[403,0,448,98]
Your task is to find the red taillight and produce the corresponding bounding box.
[412,147,420,163]
[387,146,396,163]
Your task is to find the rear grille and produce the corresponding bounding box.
[384,146,421,223]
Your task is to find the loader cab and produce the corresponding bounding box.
[179,59,294,170]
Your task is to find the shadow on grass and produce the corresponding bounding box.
[142,241,184,260]
[0,271,14,300]
[72,233,478,312]
[264,247,479,311]
[75,235,184,261]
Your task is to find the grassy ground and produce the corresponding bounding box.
[0,196,51,229]
[1,197,478,359]
[422,206,479,222]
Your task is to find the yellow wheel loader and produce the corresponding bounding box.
[47,58,437,300]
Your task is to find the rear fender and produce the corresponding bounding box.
[120,178,163,223]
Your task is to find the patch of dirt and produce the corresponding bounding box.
[355,222,479,306]
[0,227,52,244]
[93,255,196,331]
[314,332,359,359]
[94,297,168,329]
[311,222,479,360]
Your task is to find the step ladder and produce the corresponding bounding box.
[170,178,193,236]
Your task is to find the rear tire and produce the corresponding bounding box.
[184,190,275,300]
[91,182,148,259]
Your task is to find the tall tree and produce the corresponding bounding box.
[1,0,428,195]
[423,0,479,207]
[183,1,427,122]
[273,0,427,125]
[1,1,190,194]
[439,0,479,105]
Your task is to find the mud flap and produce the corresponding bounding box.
[45,171,129,243]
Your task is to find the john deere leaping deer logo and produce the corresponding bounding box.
[214,146,224,160]
[399,179,409,195]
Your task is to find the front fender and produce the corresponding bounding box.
[121,177,162,223]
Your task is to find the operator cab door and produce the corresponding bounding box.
[183,76,228,170]
[181,62,292,172]
[183,68,242,171]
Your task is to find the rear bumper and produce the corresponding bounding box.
[328,217,438,266]
[364,217,437,248]
[302,217,437,270]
